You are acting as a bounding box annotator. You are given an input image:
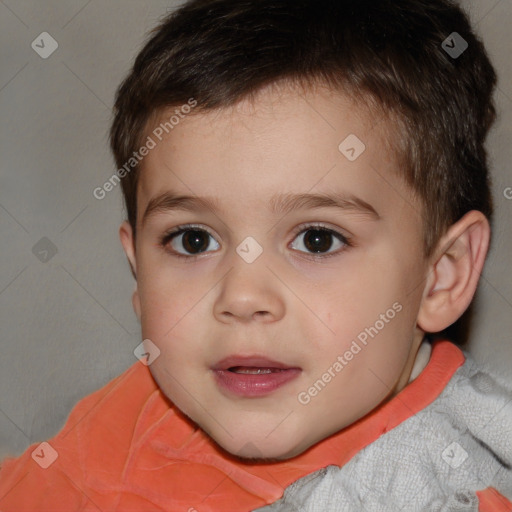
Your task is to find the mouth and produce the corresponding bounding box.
[211,356,301,397]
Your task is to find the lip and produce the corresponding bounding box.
[211,355,302,398]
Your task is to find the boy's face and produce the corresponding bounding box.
[122,84,430,460]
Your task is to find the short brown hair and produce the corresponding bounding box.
[110,0,497,256]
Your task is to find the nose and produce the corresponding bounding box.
[213,257,286,324]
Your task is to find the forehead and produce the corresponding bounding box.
[137,83,417,226]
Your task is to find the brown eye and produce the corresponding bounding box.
[290,227,348,255]
[303,229,333,252]
[166,228,220,256]
[182,230,210,253]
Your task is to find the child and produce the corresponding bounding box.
[1,0,511,510]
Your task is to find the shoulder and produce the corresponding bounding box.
[45,359,161,447]
[0,361,162,509]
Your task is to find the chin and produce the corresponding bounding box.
[196,412,315,462]
[212,434,307,462]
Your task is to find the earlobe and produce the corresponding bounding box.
[417,211,490,333]
[119,221,142,322]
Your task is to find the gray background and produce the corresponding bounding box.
[0,0,511,460]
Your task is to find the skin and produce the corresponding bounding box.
[119,82,489,460]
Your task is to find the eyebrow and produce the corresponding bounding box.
[270,192,380,219]
[142,190,380,225]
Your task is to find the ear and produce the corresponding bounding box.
[119,221,141,322]
[417,210,490,333]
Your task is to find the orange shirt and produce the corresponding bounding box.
[0,339,510,511]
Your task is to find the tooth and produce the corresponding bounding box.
[232,367,275,375]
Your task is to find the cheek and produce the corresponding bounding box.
[311,268,399,332]
[136,259,203,336]
[313,267,416,367]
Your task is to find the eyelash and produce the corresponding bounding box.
[159,223,353,260]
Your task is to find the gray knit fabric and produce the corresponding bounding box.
[254,350,512,512]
